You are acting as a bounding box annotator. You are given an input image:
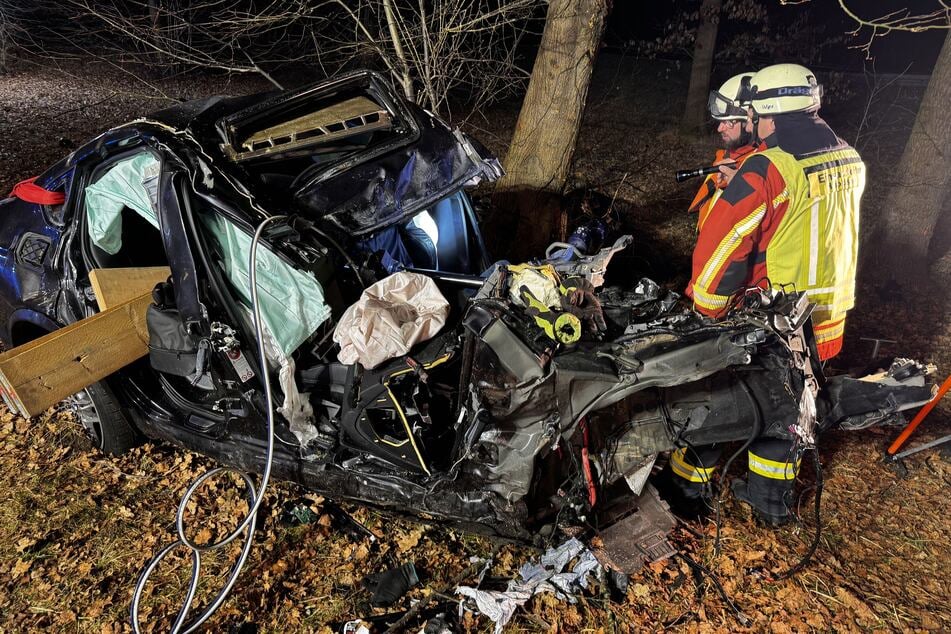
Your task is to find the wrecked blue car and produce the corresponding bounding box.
[0,71,935,568]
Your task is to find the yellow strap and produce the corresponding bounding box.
[748,452,800,480]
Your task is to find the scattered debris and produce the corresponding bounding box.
[592,484,677,574]
[456,538,603,632]
[280,498,318,526]
[4,64,949,631]
[363,562,420,607]
[341,620,371,634]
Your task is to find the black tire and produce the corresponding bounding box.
[66,380,140,455]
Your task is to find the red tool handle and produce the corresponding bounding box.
[886,373,951,456]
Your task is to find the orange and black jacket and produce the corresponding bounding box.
[686,114,866,360]
[688,144,758,231]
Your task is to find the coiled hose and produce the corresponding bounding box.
[131,215,285,633]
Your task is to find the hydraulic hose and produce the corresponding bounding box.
[714,373,763,557]
[763,445,823,582]
[131,215,285,633]
[677,552,751,627]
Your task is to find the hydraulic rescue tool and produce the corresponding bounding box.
[885,373,951,462]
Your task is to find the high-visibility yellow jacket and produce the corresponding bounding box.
[687,141,865,358]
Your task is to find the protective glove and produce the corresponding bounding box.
[560,276,607,333]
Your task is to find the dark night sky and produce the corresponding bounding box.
[605,0,947,76]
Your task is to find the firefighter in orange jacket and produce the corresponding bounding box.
[682,64,865,525]
[688,72,758,231]
[658,72,762,521]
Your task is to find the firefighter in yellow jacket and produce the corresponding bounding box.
[688,63,864,358]
[679,64,866,525]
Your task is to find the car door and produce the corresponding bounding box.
[146,165,268,430]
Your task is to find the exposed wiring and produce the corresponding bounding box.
[656,386,721,555]
[677,552,752,627]
[131,215,285,633]
[305,222,367,288]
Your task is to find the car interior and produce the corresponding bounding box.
[80,148,169,270]
[70,140,487,464]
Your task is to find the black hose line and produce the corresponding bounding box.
[677,552,752,627]
[765,445,824,582]
[714,373,763,557]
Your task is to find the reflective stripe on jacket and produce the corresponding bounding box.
[687,143,865,337]
[688,145,758,232]
[814,318,845,360]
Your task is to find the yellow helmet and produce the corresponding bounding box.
[708,72,754,121]
[749,64,822,115]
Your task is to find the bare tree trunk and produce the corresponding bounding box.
[491,0,610,259]
[681,0,721,133]
[879,31,951,284]
[0,4,9,73]
[382,0,415,102]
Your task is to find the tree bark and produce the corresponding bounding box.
[681,0,721,133]
[382,0,415,102]
[490,0,610,259]
[878,31,951,284]
[0,5,10,73]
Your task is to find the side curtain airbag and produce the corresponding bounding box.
[200,212,331,356]
[84,152,161,254]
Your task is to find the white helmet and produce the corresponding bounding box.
[749,64,822,115]
[708,72,754,121]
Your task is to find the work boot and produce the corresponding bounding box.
[655,445,721,520]
[653,469,711,520]
[731,478,791,527]
[731,438,800,527]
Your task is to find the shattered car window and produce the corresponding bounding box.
[356,190,483,274]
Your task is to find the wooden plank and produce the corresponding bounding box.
[0,291,153,418]
[89,266,170,310]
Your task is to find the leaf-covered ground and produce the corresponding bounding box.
[0,56,949,632]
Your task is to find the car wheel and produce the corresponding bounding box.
[65,381,139,455]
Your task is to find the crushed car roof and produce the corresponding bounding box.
[141,71,501,235]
